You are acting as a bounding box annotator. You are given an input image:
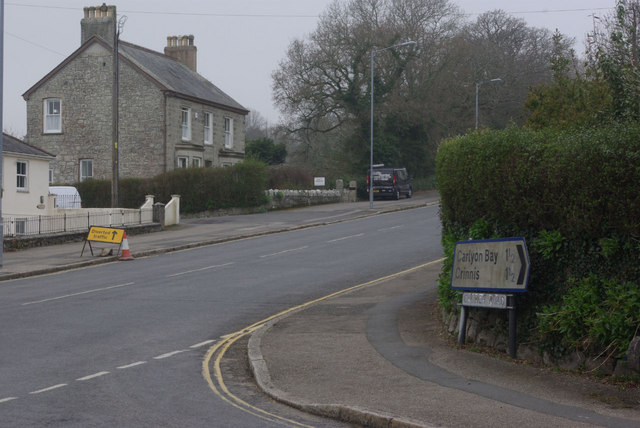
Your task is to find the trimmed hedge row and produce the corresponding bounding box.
[437,125,640,239]
[76,160,269,214]
[436,125,640,358]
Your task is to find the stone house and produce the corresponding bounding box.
[23,4,248,185]
[1,133,54,220]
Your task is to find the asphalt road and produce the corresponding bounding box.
[0,204,441,426]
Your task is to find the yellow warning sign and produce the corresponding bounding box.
[87,226,125,244]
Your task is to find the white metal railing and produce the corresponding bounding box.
[2,208,153,238]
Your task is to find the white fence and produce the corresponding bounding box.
[1,194,182,238]
[2,208,154,237]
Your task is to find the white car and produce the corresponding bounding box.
[49,186,82,209]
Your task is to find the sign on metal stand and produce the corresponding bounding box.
[81,226,125,256]
[450,237,530,358]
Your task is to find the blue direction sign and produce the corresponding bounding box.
[451,237,530,292]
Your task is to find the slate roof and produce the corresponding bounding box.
[24,37,248,115]
[118,41,248,113]
[2,133,55,159]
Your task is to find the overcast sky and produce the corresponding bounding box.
[2,0,616,137]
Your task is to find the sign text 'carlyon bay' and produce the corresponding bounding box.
[451,238,530,292]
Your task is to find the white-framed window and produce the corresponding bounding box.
[181,107,191,141]
[204,112,213,145]
[80,159,93,181]
[16,161,28,190]
[192,157,202,167]
[44,98,62,133]
[15,219,27,235]
[49,169,54,184]
[224,117,233,149]
[177,156,188,168]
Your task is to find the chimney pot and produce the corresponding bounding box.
[81,4,117,45]
[164,34,197,71]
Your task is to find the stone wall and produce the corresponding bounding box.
[165,96,246,168]
[443,307,640,377]
[118,57,166,178]
[265,189,343,210]
[26,43,114,184]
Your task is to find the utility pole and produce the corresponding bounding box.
[0,0,5,267]
[111,8,126,208]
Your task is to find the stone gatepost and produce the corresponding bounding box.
[348,180,357,202]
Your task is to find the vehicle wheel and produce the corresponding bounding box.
[407,188,412,198]
[394,191,400,200]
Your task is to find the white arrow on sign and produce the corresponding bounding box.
[450,237,530,292]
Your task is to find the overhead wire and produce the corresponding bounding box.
[3,2,617,56]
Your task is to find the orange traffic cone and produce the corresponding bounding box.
[119,232,134,261]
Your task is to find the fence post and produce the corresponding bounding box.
[39,215,42,235]
[64,213,67,232]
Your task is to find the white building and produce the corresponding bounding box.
[2,133,55,218]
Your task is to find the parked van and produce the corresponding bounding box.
[367,166,412,200]
[49,186,82,209]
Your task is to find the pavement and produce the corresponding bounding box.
[2,190,639,427]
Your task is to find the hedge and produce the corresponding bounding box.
[436,124,640,358]
[76,159,269,213]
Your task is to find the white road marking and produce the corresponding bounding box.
[153,350,188,360]
[30,384,67,394]
[76,371,110,381]
[190,340,216,349]
[22,283,135,306]
[260,246,308,258]
[327,233,364,243]
[117,361,147,369]
[303,210,361,223]
[167,262,234,278]
[7,338,217,401]
[377,225,403,232]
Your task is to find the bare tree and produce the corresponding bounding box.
[272,1,558,176]
[245,109,271,140]
[455,10,556,128]
[273,0,460,176]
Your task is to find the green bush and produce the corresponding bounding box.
[538,276,640,358]
[436,124,640,356]
[437,125,640,239]
[75,160,268,213]
[76,179,112,208]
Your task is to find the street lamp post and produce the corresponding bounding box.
[370,41,416,209]
[475,78,502,130]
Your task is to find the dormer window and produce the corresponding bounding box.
[44,98,62,133]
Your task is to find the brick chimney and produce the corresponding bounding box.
[81,4,116,45]
[164,35,197,71]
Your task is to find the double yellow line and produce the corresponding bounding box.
[202,259,443,427]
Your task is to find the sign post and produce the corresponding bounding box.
[451,238,530,358]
